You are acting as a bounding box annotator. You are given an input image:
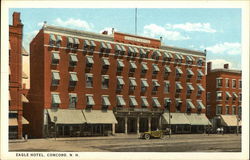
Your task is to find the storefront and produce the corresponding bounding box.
[220,115,241,133]
[185,113,211,133]
[162,112,191,133]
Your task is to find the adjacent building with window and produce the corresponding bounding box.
[206,62,242,133]
[9,12,29,139]
[25,23,209,138]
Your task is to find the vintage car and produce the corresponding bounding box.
[139,130,164,140]
[139,128,171,140]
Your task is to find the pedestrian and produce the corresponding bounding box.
[217,127,221,134]
[221,127,224,135]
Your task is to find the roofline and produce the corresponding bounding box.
[161,45,205,56]
[115,31,161,41]
[43,25,114,41]
[210,68,242,74]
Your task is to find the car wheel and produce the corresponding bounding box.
[144,134,150,140]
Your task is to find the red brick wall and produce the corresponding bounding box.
[206,71,241,119]
[9,12,24,139]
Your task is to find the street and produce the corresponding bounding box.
[9,134,241,152]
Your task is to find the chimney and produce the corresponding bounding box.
[112,28,114,34]
[160,36,163,42]
[224,64,229,69]
[13,12,22,26]
[102,31,108,35]
[207,62,212,73]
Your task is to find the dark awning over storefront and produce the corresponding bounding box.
[82,110,118,124]
[162,113,190,125]
[47,109,86,124]
[185,113,211,125]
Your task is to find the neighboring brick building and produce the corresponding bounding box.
[9,12,29,139]
[25,24,210,138]
[206,62,242,133]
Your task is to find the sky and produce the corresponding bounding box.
[9,8,242,71]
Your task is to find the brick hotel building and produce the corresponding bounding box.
[9,12,29,139]
[25,24,210,138]
[206,62,242,133]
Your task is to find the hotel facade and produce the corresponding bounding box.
[25,24,210,138]
[206,62,242,133]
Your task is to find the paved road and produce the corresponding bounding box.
[9,134,241,152]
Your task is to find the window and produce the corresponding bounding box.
[238,106,242,117]
[141,97,149,108]
[164,66,171,75]
[176,67,183,78]
[141,79,149,92]
[216,92,223,101]
[140,48,147,58]
[152,80,160,92]
[152,64,160,75]
[152,50,161,60]
[206,105,211,116]
[152,97,161,107]
[115,44,122,55]
[232,106,236,115]
[129,96,138,107]
[106,43,112,53]
[49,34,56,46]
[129,78,137,91]
[225,106,230,114]
[102,58,110,69]
[225,78,229,88]
[51,52,60,65]
[216,78,223,88]
[239,93,242,102]
[51,93,61,108]
[197,58,203,66]
[51,70,60,86]
[102,75,109,89]
[100,42,107,53]
[56,35,62,47]
[186,100,195,112]
[69,54,78,67]
[84,39,90,50]
[197,70,204,80]
[216,105,222,115]
[207,92,211,102]
[128,47,135,56]
[175,99,182,111]
[73,38,80,49]
[186,56,194,65]
[187,68,194,79]
[67,37,74,48]
[141,62,148,74]
[117,60,124,72]
[187,83,194,95]
[232,79,236,88]
[86,74,93,88]
[130,61,137,72]
[163,52,173,61]
[86,94,95,108]
[176,82,183,93]
[232,92,238,101]
[102,95,111,109]
[69,72,78,87]
[197,101,205,112]
[117,95,126,107]
[89,40,96,52]
[174,54,183,63]
[239,80,242,89]
[164,98,171,111]
[86,56,94,68]
[225,92,231,101]
[197,84,204,96]
[117,76,125,90]
[69,93,77,108]
[133,48,139,57]
[164,81,170,93]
